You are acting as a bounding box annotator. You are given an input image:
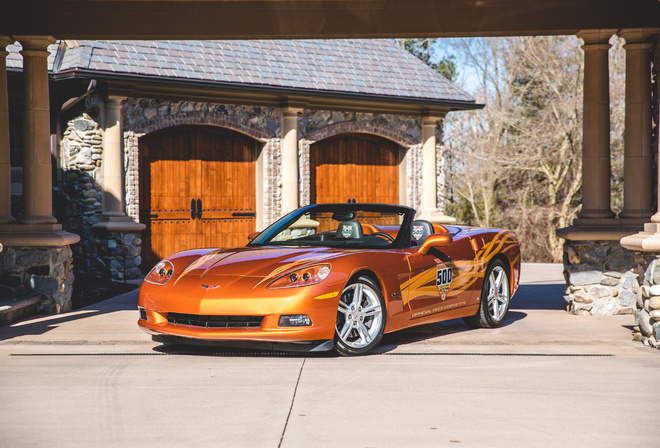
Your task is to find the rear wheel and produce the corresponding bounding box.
[463,260,510,328]
[334,276,386,356]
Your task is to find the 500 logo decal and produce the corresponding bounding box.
[435,259,453,300]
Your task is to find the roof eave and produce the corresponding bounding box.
[50,68,484,116]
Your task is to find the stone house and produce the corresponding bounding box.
[0,39,479,312]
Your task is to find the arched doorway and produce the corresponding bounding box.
[139,126,258,266]
[310,133,400,204]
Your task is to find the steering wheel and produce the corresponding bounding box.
[370,232,395,242]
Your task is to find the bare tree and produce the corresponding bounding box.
[443,36,625,262]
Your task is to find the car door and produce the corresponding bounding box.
[403,236,478,319]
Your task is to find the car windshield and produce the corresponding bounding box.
[249,203,413,249]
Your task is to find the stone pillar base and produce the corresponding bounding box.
[0,223,80,246]
[0,244,75,314]
[621,223,660,252]
[92,216,146,233]
[561,240,655,316]
[556,218,644,241]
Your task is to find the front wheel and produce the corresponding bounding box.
[334,276,386,356]
[463,260,510,328]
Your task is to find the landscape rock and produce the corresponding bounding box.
[591,298,619,316]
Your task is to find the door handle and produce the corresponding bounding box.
[197,198,202,219]
[191,199,196,220]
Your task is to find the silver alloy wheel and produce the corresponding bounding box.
[487,265,510,321]
[336,282,383,349]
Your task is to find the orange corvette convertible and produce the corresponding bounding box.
[138,203,521,356]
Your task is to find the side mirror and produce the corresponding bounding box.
[247,231,260,242]
[418,234,453,255]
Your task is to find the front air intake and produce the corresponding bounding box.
[166,312,264,329]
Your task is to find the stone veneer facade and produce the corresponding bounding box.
[57,97,451,282]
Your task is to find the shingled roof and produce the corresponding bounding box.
[7,39,476,107]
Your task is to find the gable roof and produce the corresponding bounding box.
[6,39,478,109]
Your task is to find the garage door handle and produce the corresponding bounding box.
[197,198,203,219]
[191,199,196,220]
[232,212,256,217]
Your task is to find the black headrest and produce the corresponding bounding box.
[335,220,363,239]
[411,220,434,246]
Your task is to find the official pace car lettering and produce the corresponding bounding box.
[341,225,353,238]
[412,226,424,241]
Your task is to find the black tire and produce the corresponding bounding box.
[334,276,386,356]
[463,260,511,329]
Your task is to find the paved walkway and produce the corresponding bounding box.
[1,263,659,447]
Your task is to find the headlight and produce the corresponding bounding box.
[267,264,331,289]
[145,260,174,285]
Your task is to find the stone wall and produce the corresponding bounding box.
[634,256,660,348]
[60,113,143,281]
[562,240,656,315]
[0,246,74,313]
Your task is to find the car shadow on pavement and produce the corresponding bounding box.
[0,289,138,342]
[150,311,529,358]
[375,310,527,353]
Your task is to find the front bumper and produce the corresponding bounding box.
[137,280,341,344]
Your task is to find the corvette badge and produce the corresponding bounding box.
[201,284,221,290]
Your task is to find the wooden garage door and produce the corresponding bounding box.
[310,133,400,205]
[139,126,257,266]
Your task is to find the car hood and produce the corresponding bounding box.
[171,246,350,284]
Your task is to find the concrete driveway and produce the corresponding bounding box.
[1,263,659,447]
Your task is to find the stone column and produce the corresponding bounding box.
[618,29,655,223]
[93,96,145,232]
[0,36,15,224]
[16,35,57,225]
[280,107,302,215]
[620,29,660,252]
[418,115,455,224]
[575,30,616,222]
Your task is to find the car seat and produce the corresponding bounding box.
[334,220,363,239]
[411,219,434,246]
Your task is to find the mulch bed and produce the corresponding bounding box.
[71,279,139,310]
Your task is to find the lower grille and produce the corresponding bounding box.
[166,312,264,329]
